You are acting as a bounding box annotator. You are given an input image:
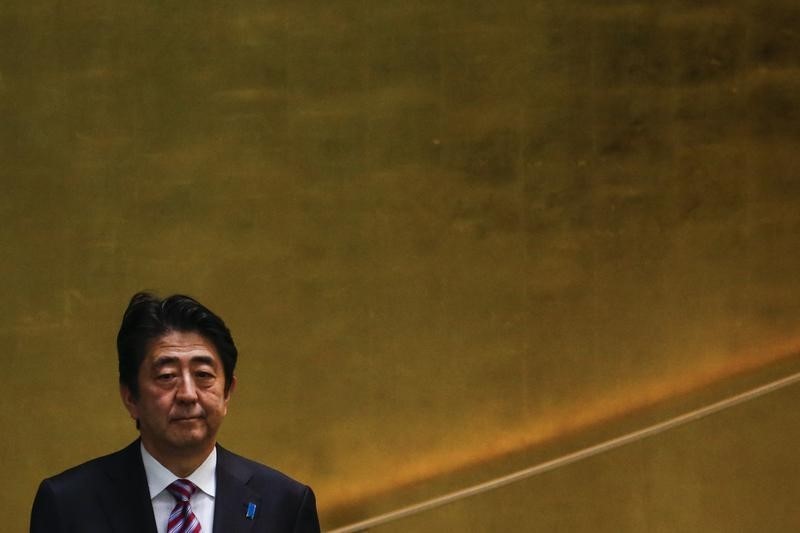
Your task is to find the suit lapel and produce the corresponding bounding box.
[98,440,158,533]
[214,445,262,533]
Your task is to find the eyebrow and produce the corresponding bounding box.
[152,355,217,368]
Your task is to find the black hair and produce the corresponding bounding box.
[117,292,238,398]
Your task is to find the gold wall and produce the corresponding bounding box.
[3,2,800,531]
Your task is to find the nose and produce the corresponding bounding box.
[175,373,199,403]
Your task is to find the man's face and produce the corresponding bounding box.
[120,330,235,458]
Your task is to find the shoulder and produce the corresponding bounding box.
[39,441,137,494]
[216,444,310,496]
[31,441,142,531]
[215,445,320,532]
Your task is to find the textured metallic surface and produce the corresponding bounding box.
[2,1,800,531]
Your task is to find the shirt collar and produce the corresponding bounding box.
[140,441,217,499]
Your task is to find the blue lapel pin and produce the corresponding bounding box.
[246,502,257,520]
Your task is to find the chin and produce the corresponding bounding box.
[167,430,210,449]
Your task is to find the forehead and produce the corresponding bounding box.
[145,330,221,364]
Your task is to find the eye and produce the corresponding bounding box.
[157,373,176,381]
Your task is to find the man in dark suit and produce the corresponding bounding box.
[31,292,320,533]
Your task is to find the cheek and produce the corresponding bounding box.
[142,391,173,414]
[202,391,228,414]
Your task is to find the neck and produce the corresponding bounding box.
[141,438,215,478]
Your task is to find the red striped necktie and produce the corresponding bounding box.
[167,479,202,533]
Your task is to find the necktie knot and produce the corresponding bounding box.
[167,479,198,503]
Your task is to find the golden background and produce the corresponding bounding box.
[3,2,800,531]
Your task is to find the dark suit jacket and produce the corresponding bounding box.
[30,440,320,533]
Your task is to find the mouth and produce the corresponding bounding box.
[171,416,204,422]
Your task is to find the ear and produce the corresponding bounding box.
[224,375,237,401]
[120,383,140,421]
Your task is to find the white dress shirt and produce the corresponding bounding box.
[141,442,217,533]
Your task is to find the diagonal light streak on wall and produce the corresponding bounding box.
[328,352,800,532]
[320,337,800,517]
